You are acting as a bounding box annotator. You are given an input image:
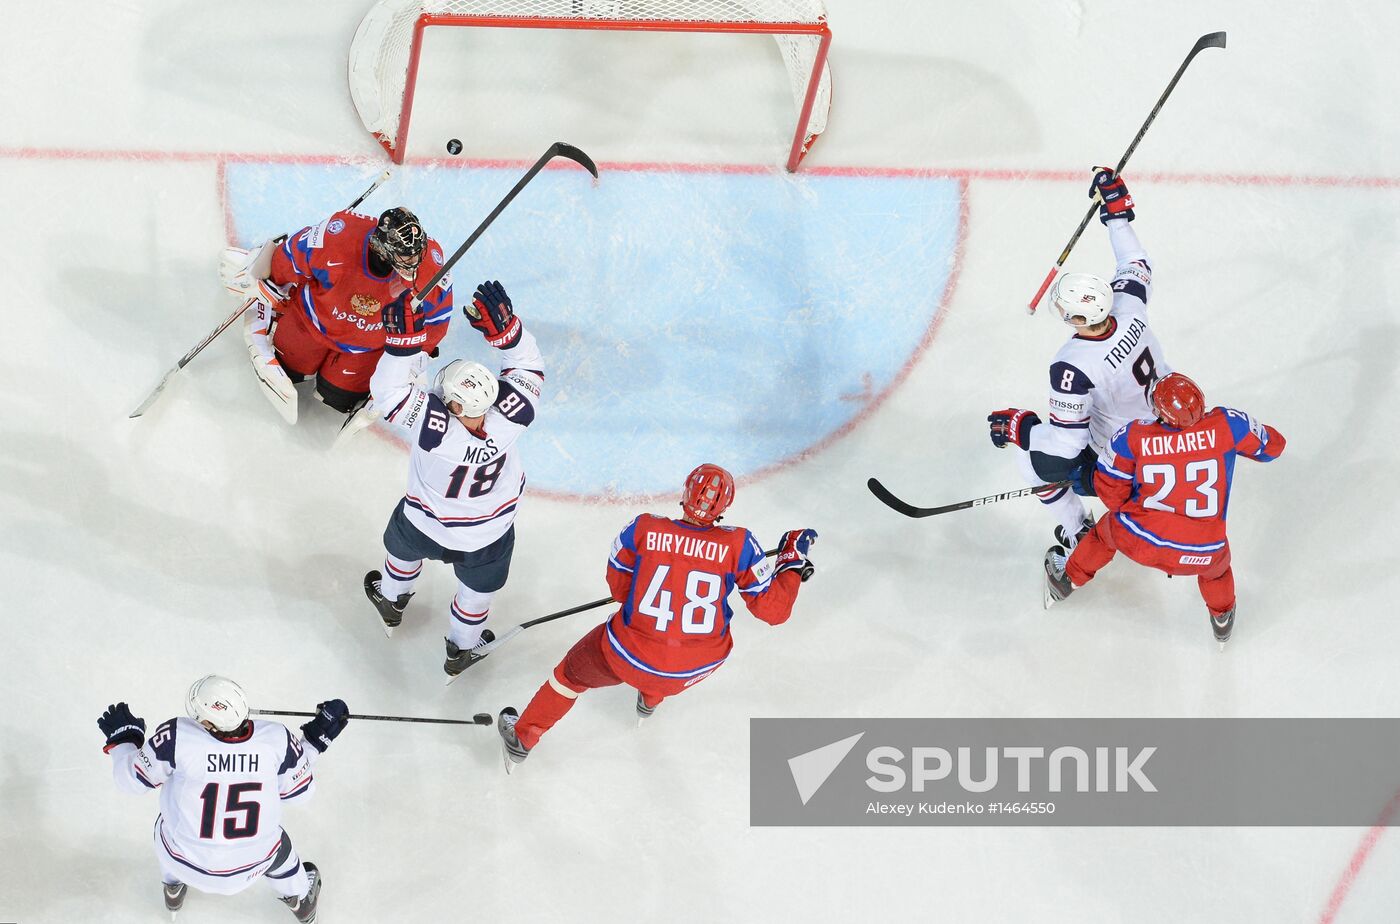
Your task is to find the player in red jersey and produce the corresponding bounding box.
[495,463,817,770]
[1043,373,1286,646]
[221,207,454,423]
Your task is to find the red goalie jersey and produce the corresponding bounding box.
[602,513,800,690]
[267,210,453,357]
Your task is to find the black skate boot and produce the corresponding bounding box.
[163,881,187,921]
[498,706,530,773]
[1054,513,1095,550]
[364,571,412,638]
[1043,545,1074,610]
[636,691,657,725]
[444,630,496,684]
[1210,606,1235,650]
[278,862,321,924]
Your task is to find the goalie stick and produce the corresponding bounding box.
[1027,31,1226,314]
[253,708,493,727]
[128,170,393,418]
[471,547,779,661]
[332,141,599,448]
[867,477,1074,519]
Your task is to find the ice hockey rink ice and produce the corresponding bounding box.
[3,1,1400,921]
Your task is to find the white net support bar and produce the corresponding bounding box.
[349,0,833,170]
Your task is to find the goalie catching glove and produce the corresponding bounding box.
[220,237,291,306]
[466,280,522,349]
[775,528,818,582]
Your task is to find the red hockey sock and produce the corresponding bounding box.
[1198,565,1237,617]
[515,668,582,750]
[1066,517,1117,587]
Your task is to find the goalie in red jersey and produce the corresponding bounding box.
[1043,373,1286,647]
[220,207,453,423]
[496,464,817,770]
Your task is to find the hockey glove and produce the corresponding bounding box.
[381,291,428,356]
[1090,168,1135,224]
[301,699,350,754]
[466,280,522,349]
[988,408,1040,450]
[220,238,291,305]
[98,702,147,752]
[775,528,818,582]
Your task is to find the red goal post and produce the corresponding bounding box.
[349,0,833,171]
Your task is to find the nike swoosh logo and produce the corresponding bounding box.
[327,261,344,266]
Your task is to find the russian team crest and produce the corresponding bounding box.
[350,293,381,317]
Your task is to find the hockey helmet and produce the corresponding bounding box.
[1151,373,1206,429]
[186,675,250,733]
[681,463,735,526]
[1050,273,1114,327]
[437,359,499,418]
[370,207,426,277]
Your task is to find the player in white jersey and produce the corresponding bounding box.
[363,279,544,679]
[99,676,348,922]
[989,169,1172,548]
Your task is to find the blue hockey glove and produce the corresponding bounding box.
[301,700,350,753]
[988,408,1040,449]
[1090,168,1135,224]
[776,528,818,582]
[98,702,147,752]
[467,280,522,349]
[381,291,428,356]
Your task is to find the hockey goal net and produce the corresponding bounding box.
[349,0,832,171]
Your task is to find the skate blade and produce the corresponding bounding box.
[1043,583,1058,611]
[382,623,395,639]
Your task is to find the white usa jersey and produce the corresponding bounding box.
[1032,220,1172,459]
[371,330,544,552]
[108,718,315,883]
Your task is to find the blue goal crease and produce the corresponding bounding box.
[226,163,962,496]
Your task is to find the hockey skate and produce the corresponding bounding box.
[444,630,495,684]
[1210,606,1235,651]
[278,862,321,924]
[1054,513,1095,550]
[498,706,530,773]
[163,881,187,921]
[636,691,657,726]
[1043,545,1074,610]
[363,571,412,638]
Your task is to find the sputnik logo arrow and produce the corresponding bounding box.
[787,732,865,806]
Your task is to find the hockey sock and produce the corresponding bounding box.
[1017,449,1091,544]
[446,584,492,649]
[1065,519,1116,587]
[515,668,585,750]
[1198,565,1236,617]
[263,847,310,899]
[381,554,422,599]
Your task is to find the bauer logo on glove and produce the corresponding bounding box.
[467,280,523,349]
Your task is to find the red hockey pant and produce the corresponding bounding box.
[1066,516,1236,617]
[272,308,380,398]
[514,623,710,750]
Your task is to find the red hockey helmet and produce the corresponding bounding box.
[680,464,735,525]
[1151,373,1206,429]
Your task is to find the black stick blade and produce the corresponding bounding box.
[473,713,493,725]
[552,142,599,178]
[867,478,931,518]
[1195,31,1227,51]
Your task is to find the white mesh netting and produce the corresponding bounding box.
[349,0,831,161]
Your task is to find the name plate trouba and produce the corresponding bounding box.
[748,719,1400,826]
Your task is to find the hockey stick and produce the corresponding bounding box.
[1026,31,1226,315]
[867,477,1073,519]
[128,170,393,418]
[332,143,598,448]
[472,548,779,660]
[408,141,598,310]
[252,709,493,727]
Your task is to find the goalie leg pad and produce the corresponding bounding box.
[242,301,297,424]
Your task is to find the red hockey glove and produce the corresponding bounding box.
[1090,168,1135,224]
[775,528,817,582]
[988,408,1040,450]
[466,280,522,349]
[382,291,428,355]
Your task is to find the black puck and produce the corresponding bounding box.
[446,138,462,155]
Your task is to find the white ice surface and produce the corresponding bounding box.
[3,1,1400,922]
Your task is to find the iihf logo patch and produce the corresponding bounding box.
[432,249,443,265]
[328,219,346,234]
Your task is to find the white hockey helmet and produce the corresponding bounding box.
[436,359,499,418]
[1050,273,1114,327]
[186,675,250,733]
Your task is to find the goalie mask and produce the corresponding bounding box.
[370,207,426,279]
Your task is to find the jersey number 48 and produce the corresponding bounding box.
[637,565,723,635]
